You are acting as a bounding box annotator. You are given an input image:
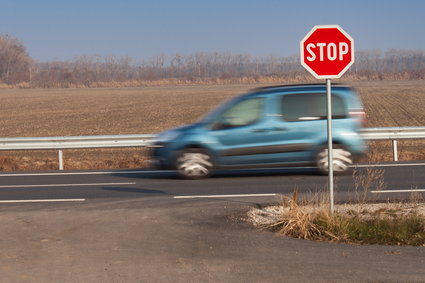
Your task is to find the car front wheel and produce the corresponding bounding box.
[176,148,213,179]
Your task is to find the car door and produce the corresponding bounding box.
[260,92,349,164]
[207,96,281,165]
[259,93,324,164]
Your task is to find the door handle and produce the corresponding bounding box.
[252,127,287,133]
[252,129,269,133]
[271,127,287,132]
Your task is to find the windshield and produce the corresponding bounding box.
[198,96,241,124]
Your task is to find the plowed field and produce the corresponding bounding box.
[0,80,424,170]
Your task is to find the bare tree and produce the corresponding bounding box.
[2,33,425,87]
[0,34,33,84]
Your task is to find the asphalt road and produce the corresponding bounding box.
[1,162,425,282]
[0,161,424,202]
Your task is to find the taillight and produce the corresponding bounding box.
[349,110,366,127]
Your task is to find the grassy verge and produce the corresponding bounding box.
[248,167,425,246]
[249,194,425,246]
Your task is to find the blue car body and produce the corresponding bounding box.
[152,84,366,178]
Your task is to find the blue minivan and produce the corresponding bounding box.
[151,84,366,179]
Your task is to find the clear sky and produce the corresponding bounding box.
[1,0,425,62]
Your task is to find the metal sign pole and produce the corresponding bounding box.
[300,25,354,214]
[326,79,334,213]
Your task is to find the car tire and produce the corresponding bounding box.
[316,145,353,175]
[176,148,213,179]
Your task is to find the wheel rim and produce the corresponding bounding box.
[317,147,353,173]
[177,151,212,178]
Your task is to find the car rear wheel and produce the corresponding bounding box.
[316,145,353,175]
[176,148,213,179]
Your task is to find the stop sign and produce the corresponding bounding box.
[300,25,354,79]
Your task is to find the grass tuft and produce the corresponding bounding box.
[254,195,425,246]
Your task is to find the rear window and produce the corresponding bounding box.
[280,93,347,122]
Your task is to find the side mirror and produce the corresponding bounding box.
[211,117,235,130]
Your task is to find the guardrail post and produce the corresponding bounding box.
[58,150,64,170]
[392,140,398,161]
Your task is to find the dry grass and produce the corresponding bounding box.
[0,80,424,170]
[352,167,386,203]
[248,191,425,246]
[248,167,425,246]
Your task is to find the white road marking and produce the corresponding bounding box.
[352,163,425,168]
[0,199,86,203]
[0,182,136,189]
[174,193,278,199]
[0,171,166,177]
[371,189,425,193]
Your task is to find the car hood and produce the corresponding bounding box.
[156,123,200,143]
[165,123,199,134]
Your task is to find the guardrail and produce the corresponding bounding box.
[0,134,156,150]
[0,134,156,170]
[0,127,424,170]
[359,127,425,162]
[359,127,425,140]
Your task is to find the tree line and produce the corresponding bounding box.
[1,34,425,88]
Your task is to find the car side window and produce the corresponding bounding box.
[280,93,346,122]
[211,97,264,130]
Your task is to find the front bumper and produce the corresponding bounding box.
[149,143,172,170]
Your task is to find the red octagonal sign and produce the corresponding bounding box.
[300,25,354,79]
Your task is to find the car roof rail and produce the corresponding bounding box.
[251,83,349,93]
